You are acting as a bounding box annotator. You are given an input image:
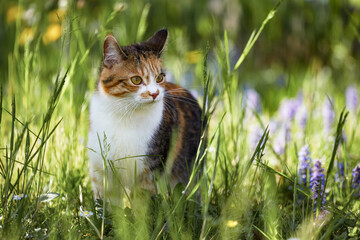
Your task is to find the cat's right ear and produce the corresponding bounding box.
[103,34,126,69]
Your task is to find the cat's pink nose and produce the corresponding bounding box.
[150,91,159,100]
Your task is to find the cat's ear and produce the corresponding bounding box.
[145,29,168,56]
[103,34,127,68]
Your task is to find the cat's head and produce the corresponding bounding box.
[97,29,168,105]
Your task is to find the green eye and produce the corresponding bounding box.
[156,74,165,83]
[130,76,142,85]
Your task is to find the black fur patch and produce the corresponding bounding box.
[146,84,203,185]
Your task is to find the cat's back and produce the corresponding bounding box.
[165,82,202,129]
[165,82,203,156]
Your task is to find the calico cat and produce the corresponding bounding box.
[87,29,203,201]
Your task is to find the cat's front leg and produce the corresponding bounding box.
[137,169,158,194]
[89,161,105,200]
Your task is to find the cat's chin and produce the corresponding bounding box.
[133,98,162,110]
[139,98,162,105]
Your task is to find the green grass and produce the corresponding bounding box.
[1,1,360,239]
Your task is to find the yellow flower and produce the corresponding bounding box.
[19,28,35,46]
[48,9,67,23]
[42,24,62,44]
[6,5,23,23]
[185,50,202,64]
[226,220,238,228]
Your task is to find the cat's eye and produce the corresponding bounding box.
[156,74,165,83]
[130,76,142,85]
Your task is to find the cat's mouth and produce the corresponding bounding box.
[141,97,162,104]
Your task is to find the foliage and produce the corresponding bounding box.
[1,0,360,239]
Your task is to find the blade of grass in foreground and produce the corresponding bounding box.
[238,127,269,186]
[234,0,283,70]
[199,125,221,239]
[325,109,348,189]
[0,85,2,125]
[257,161,310,197]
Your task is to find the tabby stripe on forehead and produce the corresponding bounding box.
[102,75,116,84]
[149,62,158,75]
[102,75,127,89]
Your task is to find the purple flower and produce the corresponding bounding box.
[295,104,308,130]
[268,119,279,134]
[243,88,261,113]
[273,136,285,155]
[279,97,302,121]
[339,162,345,177]
[335,162,345,183]
[298,145,312,186]
[352,165,360,195]
[322,98,335,133]
[346,86,359,112]
[273,123,291,155]
[248,126,264,150]
[310,160,326,212]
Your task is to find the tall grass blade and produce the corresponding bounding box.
[325,109,348,189]
[136,4,151,41]
[234,0,283,70]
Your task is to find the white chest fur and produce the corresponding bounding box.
[87,92,163,192]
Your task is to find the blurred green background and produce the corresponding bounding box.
[1,0,359,95]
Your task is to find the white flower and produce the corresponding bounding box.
[24,232,33,238]
[79,210,94,217]
[13,194,27,200]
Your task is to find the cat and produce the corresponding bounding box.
[87,29,204,202]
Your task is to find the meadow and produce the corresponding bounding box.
[1,0,360,239]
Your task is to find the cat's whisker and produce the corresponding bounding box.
[166,88,201,94]
[166,96,200,107]
[108,100,133,117]
[120,102,138,121]
[128,102,140,120]
[168,94,199,102]
[165,91,200,102]
[163,100,178,121]
[111,100,138,120]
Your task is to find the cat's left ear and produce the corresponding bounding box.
[103,34,127,69]
[145,29,168,56]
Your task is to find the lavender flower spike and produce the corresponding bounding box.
[322,98,335,133]
[339,162,345,177]
[346,86,359,112]
[352,165,360,196]
[273,123,291,155]
[295,104,308,130]
[310,160,326,212]
[248,125,264,150]
[279,97,302,121]
[243,88,261,113]
[298,145,312,186]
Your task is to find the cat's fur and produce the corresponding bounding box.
[88,29,203,202]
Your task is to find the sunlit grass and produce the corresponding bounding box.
[1,1,360,239]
